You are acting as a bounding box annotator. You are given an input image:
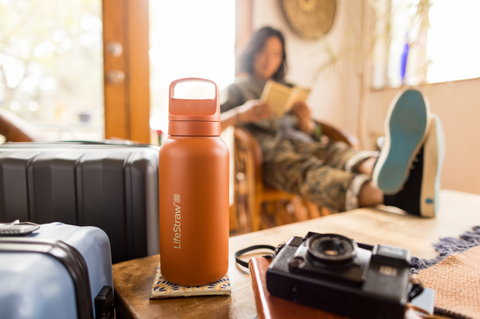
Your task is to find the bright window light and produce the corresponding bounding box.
[0,0,103,141]
[426,0,480,83]
[149,0,236,133]
[376,0,480,88]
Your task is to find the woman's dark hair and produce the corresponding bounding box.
[239,26,287,81]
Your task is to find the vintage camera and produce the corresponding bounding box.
[266,232,411,319]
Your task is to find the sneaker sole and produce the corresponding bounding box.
[420,114,445,218]
[373,89,430,194]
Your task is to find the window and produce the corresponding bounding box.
[149,0,236,136]
[0,0,103,141]
[426,0,480,83]
[372,0,480,88]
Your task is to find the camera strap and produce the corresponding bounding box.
[234,244,276,268]
[408,283,424,302]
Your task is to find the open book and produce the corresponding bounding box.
[260,80,311,118]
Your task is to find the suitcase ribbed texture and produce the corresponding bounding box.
[0,143,159,263]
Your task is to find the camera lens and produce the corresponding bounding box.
[307,234,358,266]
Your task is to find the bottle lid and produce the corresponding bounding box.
[168,78,220,136]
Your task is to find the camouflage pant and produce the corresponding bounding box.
[263,139,376,212]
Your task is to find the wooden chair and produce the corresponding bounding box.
[233,120,360,233]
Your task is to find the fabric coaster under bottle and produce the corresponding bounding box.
[150,264,231,299]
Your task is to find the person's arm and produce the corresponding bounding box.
[221,100,275,131]
[291,101,316,136]
[220,108,238,131]
[220,83,244,130]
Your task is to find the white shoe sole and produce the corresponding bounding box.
[420,114,445,218]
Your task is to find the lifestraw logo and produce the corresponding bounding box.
[174,194,181,203]
[173,193,181,249]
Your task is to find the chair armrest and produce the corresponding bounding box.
[0,109,44,142]
[315,120,360,150]
[234,127,264,182]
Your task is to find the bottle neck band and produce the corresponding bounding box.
[168,121,220,136]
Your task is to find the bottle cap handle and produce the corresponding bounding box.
[168,78,219,118]
[168,78,221,136]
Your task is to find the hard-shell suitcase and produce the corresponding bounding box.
[0,142,159,263]
[0,222,114,319]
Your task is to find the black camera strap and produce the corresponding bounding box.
[234,244,276,268]
[408,283,425,302]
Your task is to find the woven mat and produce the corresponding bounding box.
[411,226,480,319]
[414,246,480,319]
[150,264,231,299]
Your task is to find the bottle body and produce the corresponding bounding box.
[159,136,229,286]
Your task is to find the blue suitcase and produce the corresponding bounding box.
[0,222,114,319]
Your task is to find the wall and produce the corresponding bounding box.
[252,0,364,135]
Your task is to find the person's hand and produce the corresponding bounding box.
[291,101,316,135]
[237,100,274,123]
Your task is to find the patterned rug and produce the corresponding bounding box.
[410,226,480,319]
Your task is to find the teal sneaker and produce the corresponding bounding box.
[373,89,430,194]
[383,114,445,217]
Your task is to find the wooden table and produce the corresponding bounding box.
[113,190,480,319]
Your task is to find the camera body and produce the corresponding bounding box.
[266,232,410,319]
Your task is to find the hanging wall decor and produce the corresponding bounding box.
[280,0,337,40]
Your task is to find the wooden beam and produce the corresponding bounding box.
[102,0,150,143]
[126,0,150,143]
[103,0,127,140]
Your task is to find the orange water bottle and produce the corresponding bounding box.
[159,78,229,286]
